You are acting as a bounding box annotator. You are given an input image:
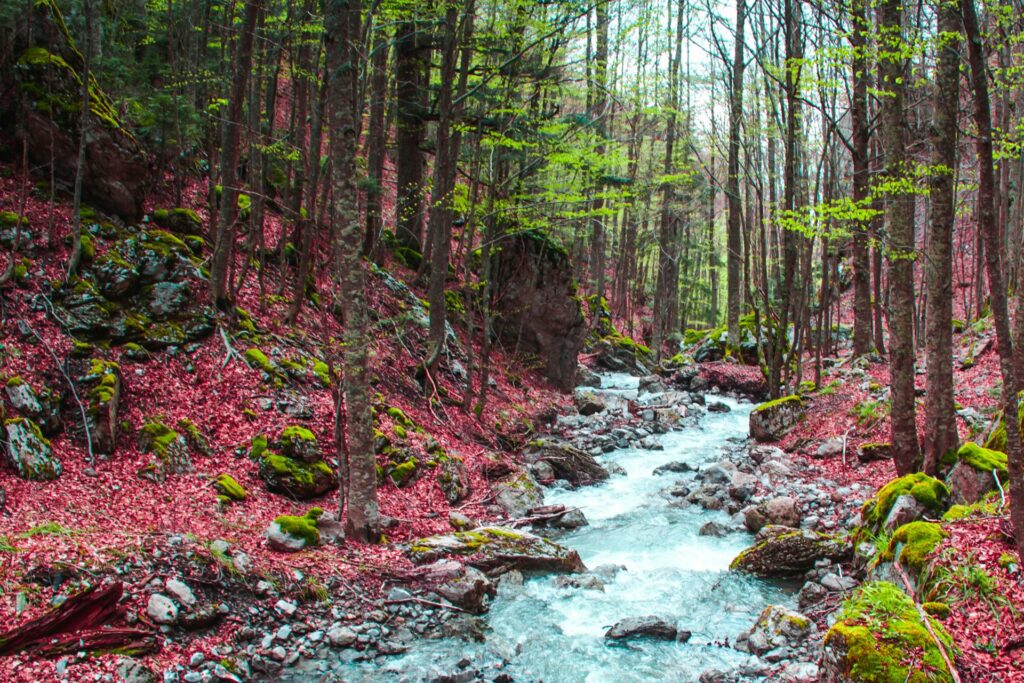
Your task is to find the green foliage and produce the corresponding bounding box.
[851,399,889,425]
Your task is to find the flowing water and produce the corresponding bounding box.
[332,374,795,682]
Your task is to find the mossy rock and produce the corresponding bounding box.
[178,418,212,457]
[982,394,1024,454]
[279,425,319,462]
[749,395,805,442]
[881,521,948,574]
[80,359,121,455]
[859,473,949,538]
[946,442,1007,505]
[266,508,323,553]
[139,418,192,477]
[258,454,336,500]
[822,581,956,682]
[3,417,61,481]
[408,526,586,574]
[730,526,849,577]
[212,473,246,503]
[151,208,203,235]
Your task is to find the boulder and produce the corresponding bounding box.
[707,401,731,413]
[5,378,62,436]
[816,438,844,459]
[12,3,151,220]
[489,229,585,391]
[258,454,337,500]
[638,375,668,395]
[736,605,815,655]
[574,389,606,416]
[763,496,801,528]
[433,565,496,614]
[138,419,192,481]
[266,509,323,553]
[730,526,849,577]
[278,426,320,463]
[408,526,586,574]
[605,616,687,642]
[945,442,1007,505]
[4,417,61,480]
[858,473,949,539]
[494,472,545,518]
[437,455,471,504]
[653,461,694,475]
[146,594,178,625]
[77,359,121,456]
[151,208,203,235]
[749,396,805,442]
[856,442,892,463]
[523,439,609,487]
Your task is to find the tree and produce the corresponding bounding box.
[726,0,746,347]
[878,0,919,474]
[324,0,379,542]
[849,0,872,356]
[922,0,960,474]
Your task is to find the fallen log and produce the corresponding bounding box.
[32,627,158,658]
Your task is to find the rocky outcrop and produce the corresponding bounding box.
[493,472,545,518]
[749,395,805,442]
[4,417,61,480]
[5,378,62,436]
[736,605,815,655]
[408,526,586,574]
[522,438,609,487]
[945,442,1007,505]
[730,526,849,577]
[489,229,585,391]
[11,3,151,220]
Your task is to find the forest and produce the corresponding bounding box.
[0,0,1023,680]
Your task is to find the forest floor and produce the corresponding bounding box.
[0,157,1022,682]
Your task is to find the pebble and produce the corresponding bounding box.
[274,599,297,617]
[276,625,292,641]
[189,653,205,668]
[269,646,287,662]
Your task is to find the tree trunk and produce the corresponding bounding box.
[726,0,746,346]
[962,0,1024,561]
[394,19,429,254]
[850,0,873,355]
[923,2,960,474]
[879,0,919,474]
[324,0,379,542]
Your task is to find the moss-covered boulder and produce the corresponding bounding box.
[5,376,62,436]
[857,442,892,464]
[982,396,1024,454]
[266,508,323,553]
[437,455,471,504]
[821,581,956,683]
[79,359,120,455]
[138,418,193,481]
[279,426,319,463]
[151,208,203,236]
[212,473,246,504]
[749,395,805,442]
[730,526,849,577]
[408,526,586,574]
[523,438,610,487]
[859,473,949,538]
[258,453,337,500]
[3,417,61,480]
[13,3,150,220]
[494,472,545,519]
[879,521,948,578]
[945,442,1007,505]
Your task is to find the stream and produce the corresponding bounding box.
[329,373,797,682]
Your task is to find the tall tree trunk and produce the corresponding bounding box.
[394,19,429,254]
[879,0,919,474]
[210,0,261,309]
[588,0,609,297]
[850,0,873,355]
[726,0,746,346]
[67,0,96,278]
[325,0,379,542]
[923,3,960,474]
[962,0,1024,561]
[363,23,389,260]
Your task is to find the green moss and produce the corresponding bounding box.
[244,348,275,373]
[861,473,950,531]
[263,454,332,487]
[883,522,948,572]
[4,417,52,447]
[955,442,1008,480]
[824,581,956,683]
[139,419,180,458]
[386,406,416,429]
[392,425,407,439]
[388,458,419,486]
[752,394,803,414]
[6,376,24,387]
[922,602,950,618]
[941,491,1002,521]
[212,473,246,501]
[312,360,331,387]
[997,552,1017,569]
[280,425,317,452]
[272,508,323,547]
[0,211,27,227]
[250,434,269,459]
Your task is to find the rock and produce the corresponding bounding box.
[15,6,151,220]
[859,472,950,538]
[489,229,586,391]
[730,526,849,577]
[575,365,602,388]
[638,375,668,395]
[749,396,805,442]
[440,615,490,642]
[278,426,320,463]
[882,494,927,533]
[274,599,297,617]
[653,461,694,475]
[820,572,858,592]
[147,282,191,319]
[763,496,801,528]
[797,581,828,609]
[408,526,586,574]
[77,359,121,456]
[4,379,62,436]
[779,662,819,682]
[523,439,609,487]
[553,574,605,591]
[138,418,193,479]
[164,578,196,608]
[945,442,1007,505]
[179,604,222,631]
[699,521,729,537]
[737,605,814,655]
[547,507,588,530]
[258,453,337,500]
[266,509,322,553]
[117,658,158,683]
[574,389,606,416]
[434,565,496,614]
[494,472,545,518]
[147,594,178,625]
[605,616,685,642]
[151,208,203,236]
[437,455,471,504]
[815,438,844,459]
[707,401,731,413]
[728,471,758,502]
[449,512,476,531]
[4,418,61,480]
[327,626,358,648]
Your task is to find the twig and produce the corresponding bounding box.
[219,325,242,369]
[383,596,467,613]
[893,561,961,683]
[993,469,1007,509]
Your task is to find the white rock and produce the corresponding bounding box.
[274,599,297,617]
[147,594,178,625]
[327,626,358,647]
[165,578,196,608]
